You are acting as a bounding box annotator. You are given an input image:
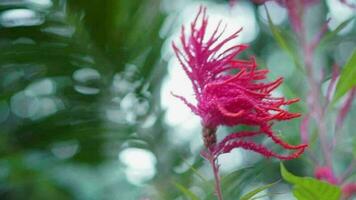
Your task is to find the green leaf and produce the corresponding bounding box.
[333,49,356,103]
[180,156,208,182]
[240,180,280,200]
[280,163,341,200]
[264,6,303,71]
[174,182,200,200]
[219,166,261,199]
[320,18,354,46]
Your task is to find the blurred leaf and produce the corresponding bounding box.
[181,157,208,182]
[280,163,341,200]
[174,182,200,200]
[240,180,280,200]
[333,49,356,103]
[249,192,286,200]
[0,0,166,199]
[215,165,264,200]
[319,18,354,46]
[264,6,303,71]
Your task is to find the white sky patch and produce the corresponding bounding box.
[218,149,243,173]
[161,1,259,60]
[258,1,288,25]
[175,2,258,44]
[161,58,197,126]
[327,0,355,35]
[119,148,157,186]
[201,2,259,44]
[161,58,201,145]
[0,9,44,27]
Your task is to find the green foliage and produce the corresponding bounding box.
[216,164,267,200]
[280,163,341,200]
[333,49,356,103]
[0,0,166,199]
[240,180,280,200]
[319,18,355,47]
[174,182,200,200]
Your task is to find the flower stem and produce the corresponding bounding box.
[202,126,223,200]
[205,150,223,200]
[211,155,223,200]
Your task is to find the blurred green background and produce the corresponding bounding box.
[0,0,355,199]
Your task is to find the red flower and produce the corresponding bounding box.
[172,6,307,160]
[314,166,339,184]
[342,183,356,199]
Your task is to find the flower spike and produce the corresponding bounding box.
[172,6,307,161]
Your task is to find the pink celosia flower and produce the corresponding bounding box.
[342,183,356,199]
[172,6,307,160]
[314,166,339,184]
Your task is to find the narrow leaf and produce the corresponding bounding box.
[181,157,208,182]
[240,180,280,200]
[320,18,354,46]
[333,49,356,103]
[174,182,200,200]
[265,6,303,71]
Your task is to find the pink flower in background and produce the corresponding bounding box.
[250,0,319,6]
[314,166,339,184]
[172,6,307,160]
[342,183,356,199]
